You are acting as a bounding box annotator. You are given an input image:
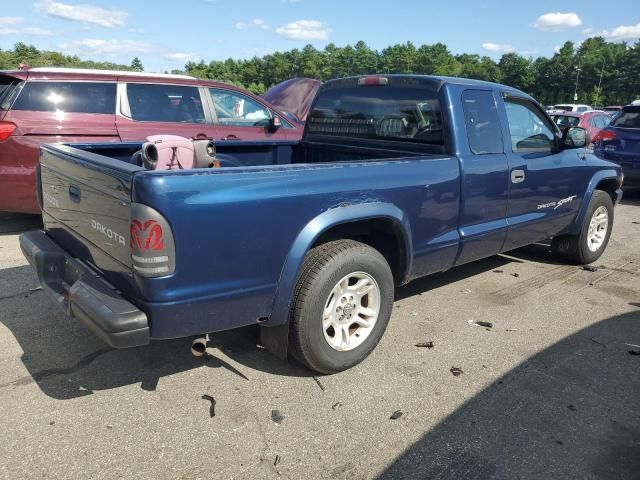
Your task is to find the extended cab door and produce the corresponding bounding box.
[116,81,215,141]
[498,94,591,250]
[454,89,509,266]
[206,87,291,141]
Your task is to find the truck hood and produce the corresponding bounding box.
[262,77,321,123]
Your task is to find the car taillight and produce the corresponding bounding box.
[358,76,389,86]
[593,129,617,143]
[130,203,175,278]
[0,122,16,141]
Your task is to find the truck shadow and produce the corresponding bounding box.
[0,237,587,400]
[0,213,42,235]
[376,309,640,480]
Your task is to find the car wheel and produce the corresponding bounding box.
[553,190,614,264]
[289,240,394,374]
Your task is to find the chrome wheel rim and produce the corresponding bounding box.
[587,206,609,252]
[322,272,381,352]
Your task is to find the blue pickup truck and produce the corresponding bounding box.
[20,75,623,373]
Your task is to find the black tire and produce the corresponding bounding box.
[289,240,394,374]
[552,190,614,264]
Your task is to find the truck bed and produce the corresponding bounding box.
[37,139,458,339]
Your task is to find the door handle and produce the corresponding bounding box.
[511,170,525,184]
[222,135,240,140]
[68,184,81,202]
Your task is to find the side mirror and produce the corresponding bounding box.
[268,115,282,133]
[563,127,589,148]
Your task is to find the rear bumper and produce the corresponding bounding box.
[19,230,149,348]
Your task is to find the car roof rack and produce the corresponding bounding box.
[24,67,196,80]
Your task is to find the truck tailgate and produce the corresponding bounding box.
[39,143,143,293]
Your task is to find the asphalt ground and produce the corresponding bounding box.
[0,190,639,480]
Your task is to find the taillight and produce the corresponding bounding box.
[358,76,389,86]
[0,122,16,141]
[130,203,175,278]
[593,129,617,143]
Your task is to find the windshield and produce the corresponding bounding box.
[308,78,444,149]
[553,105,574,112]
[611,107,640,129]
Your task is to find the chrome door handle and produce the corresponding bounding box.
[511,170,525,184]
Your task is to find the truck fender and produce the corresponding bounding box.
[567,169,619,235]
[260,202,413,358]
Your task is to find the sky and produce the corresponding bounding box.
[1,0,639,72]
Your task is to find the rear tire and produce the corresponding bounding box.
[289,240,394,374]
[552,190,614,264]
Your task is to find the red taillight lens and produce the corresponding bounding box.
[0,122,16,141]
[130,203,175,278]
[593,129,617,143]
[358,76,389,86]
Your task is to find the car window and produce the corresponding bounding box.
[611,107,640,129]
[308,80,444,148]
[596,115,610,128]
[11,81,116,114]
[462,90,503,154]
[209,88,270,127]
[551,115,580,129]
[126,83,205,123]
[577,106,587,112]
[504,98,555,153]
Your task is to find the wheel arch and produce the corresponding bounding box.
[267,202,412,328]
[567,169,620,236]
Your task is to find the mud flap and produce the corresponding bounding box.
[259,322,289,360]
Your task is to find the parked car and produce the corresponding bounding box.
[551,104,593,113]
[262,77,321,124]
[593,104,640,185]
[550,111,611,145]
[0,67,305,214]
[20,74,622,373]
[603,105,623,115]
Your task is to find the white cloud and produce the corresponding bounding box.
[236,18,270,30]
[60,39,154,57]
[165,52,200,63]
[35,0,129,28]
[482,42,514,53]
[594,22,640,40]
[276,19,331,40]
[534,12,582,31]
[0,16,51,35]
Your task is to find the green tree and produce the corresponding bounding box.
[130,57,144,71]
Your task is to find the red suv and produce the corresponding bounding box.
[0,68,306,214]
[549,110,612,145]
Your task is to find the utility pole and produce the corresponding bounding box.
[573,57,582,102]
[594,59,605,107]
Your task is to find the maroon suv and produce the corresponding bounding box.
[0,68,310,214]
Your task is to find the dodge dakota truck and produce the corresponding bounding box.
[19,75,623,374]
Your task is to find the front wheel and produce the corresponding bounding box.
[289,240,394,374]
[552,190,614,264]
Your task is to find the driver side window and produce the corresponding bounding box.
[504,98,555,153]
[209,88,270,127]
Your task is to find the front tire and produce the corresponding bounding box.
[289,240,394,374]
[552,190,614,264]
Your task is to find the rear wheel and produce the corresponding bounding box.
[289,240,394,374]
[552,190,614,264]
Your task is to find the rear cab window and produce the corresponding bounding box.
[11,81,116,114]
[611,107,640,129]
[307,77,445,151]
[125,83,205,123]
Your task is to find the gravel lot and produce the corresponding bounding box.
[1,190,639,480]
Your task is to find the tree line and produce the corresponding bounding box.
[2,38,639,106]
